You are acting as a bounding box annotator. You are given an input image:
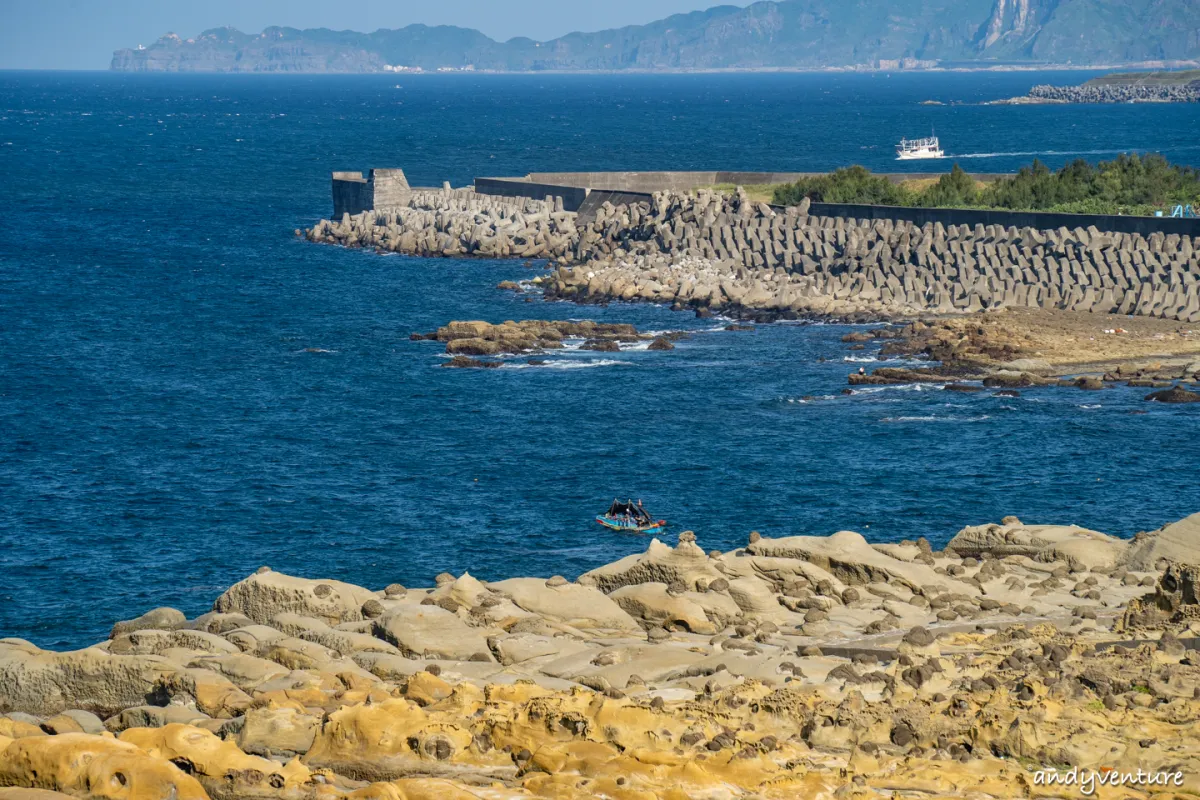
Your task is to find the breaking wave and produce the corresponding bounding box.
[503,359,631,370]
[880,415,991,423]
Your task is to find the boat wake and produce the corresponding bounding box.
[952,148,1132,159]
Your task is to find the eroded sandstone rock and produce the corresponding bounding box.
[213,569,377,626]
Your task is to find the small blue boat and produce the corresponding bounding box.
[596,499,667,534]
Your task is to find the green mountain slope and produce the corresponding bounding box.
[110,0,1200,72]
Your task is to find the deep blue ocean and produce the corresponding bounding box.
[2,71,1199,649]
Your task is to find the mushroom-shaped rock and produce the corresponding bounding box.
[429,572,490,610]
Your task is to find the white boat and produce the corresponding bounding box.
[896,134,945,160]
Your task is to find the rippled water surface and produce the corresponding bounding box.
[2,71,1198,648]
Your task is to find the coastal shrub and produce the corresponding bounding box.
[979,154,1200,211]
[915,164,979,207]
[771,153,1200,216]
[772,166,912,206]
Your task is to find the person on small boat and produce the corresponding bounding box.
[605,499,650,525]
[597,498,666,532]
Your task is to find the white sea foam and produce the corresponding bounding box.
[881,415,991,423]
[849,383,940,395]
[839,356,928,366]
[503,359,631,370]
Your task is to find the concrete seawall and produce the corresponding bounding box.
[332,168,412,217]
[474,171,1200,237]
[522,171,1014,191]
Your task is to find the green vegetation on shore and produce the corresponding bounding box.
[771,155,1200,216]
[1085,69,1200,87]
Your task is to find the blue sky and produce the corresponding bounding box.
[0,0,728,69]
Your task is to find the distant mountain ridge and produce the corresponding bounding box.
[110,0,1200,73]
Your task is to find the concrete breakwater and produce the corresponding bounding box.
[1028,82,1200,104]
[307,188,578,261]
[548,187,1200,322]
[305,184,1200,323]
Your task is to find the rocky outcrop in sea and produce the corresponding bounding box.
[412,319,684,365]
[3,513,1200,798]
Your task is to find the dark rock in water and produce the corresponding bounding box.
[724,324,754,331]
[850,367,962,386]
[993,390,1021,398]
[527,359,547,366]
[582,339,620,352]
[442,356,502,369]
[496,281,522,291]
[410,332,437,340]
[1074,377,1105,390]
[849,344,865,351]
[982,372,1050,389]
[1145,385,1200,403]
[842,332,874,343]
[446,338,506,356]
[1128,379,1172,388]
[943,383,982,393]
[648,337,675,351]
[695,308,714,319]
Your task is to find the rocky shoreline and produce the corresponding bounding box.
[305,185,1200,327]
[841,310,1200,399]
[3,514,1200,798]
